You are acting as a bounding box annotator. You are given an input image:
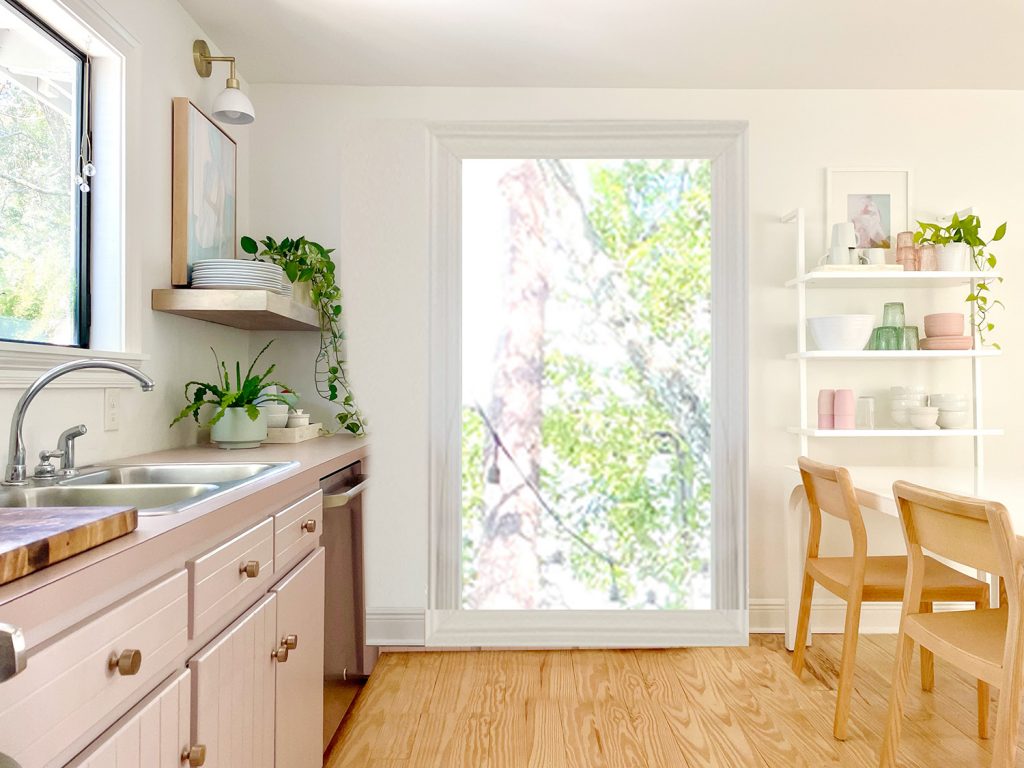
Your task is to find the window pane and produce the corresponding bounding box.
[0,2,83,346]
[461,159,712,610]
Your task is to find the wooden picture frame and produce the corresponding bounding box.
[171,97,237,286]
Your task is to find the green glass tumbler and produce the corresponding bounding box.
[868,327,882,351]
[876,326,900,350]
[882,302,906,328]
[900,325,920,351]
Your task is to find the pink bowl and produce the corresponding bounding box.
[923,313,965,338]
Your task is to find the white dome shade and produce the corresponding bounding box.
[212,86,255,125]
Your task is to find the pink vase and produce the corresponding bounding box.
[818,389,835,429]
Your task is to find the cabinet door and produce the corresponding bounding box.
[271,548,325,768]
[189,595,277,768]
[65,670,191,768]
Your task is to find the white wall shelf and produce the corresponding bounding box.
[788,428,1002,439]
[781,207,997,495]
[787,350,999,360]
[786,270,1001,289]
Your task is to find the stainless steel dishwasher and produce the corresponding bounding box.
[320,460,375,683]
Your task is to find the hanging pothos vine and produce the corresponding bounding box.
[240,235,365,435]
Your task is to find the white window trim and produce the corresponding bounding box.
[0,0,144,388]
[427,120,749,647]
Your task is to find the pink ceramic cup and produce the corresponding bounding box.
[834,389,855,429]
[817,389,835,429]
[923,312,965,338]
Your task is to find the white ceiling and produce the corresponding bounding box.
[178,0,1024,88]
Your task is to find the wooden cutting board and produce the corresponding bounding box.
[0,506,138,586]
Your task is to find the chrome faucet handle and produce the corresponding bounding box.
[56,424,87,476]
[33,449,64,480]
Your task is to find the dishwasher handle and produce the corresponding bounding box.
[323,475,368,509]
[0,622,26,683]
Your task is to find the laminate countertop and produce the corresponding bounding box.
[0,435,367,647]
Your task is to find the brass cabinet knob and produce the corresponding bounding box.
[301,519,317,533]
[181,744,207,766]
[238,560,260,578]
[283,634,298,650]
[271,645,289,663]
[108,649,142,676]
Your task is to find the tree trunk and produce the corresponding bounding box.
[468,161,550,609]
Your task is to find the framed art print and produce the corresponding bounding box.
[825,168,911,255]
[171,97,237,285]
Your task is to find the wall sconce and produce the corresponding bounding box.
[192,39,255,125]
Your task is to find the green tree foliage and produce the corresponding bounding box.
[463,159,713,610]
[0,80,76,344]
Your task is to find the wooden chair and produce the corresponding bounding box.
[791,458,990,741]
[880,481,1023,767]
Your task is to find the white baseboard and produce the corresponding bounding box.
[750,598,973,635]
[365,608,426,646]
[367,600,971,647]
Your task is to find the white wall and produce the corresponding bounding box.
[249,87,1024,629]
[0,0,253,470]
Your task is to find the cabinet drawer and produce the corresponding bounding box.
[188,517,273,638]
[0,570,188,768]
[274,490,323,573]
[65,669,191,768]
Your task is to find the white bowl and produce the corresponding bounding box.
[937,410,969,429]
[929,393,969,408]
[891,396,927,408]
[908,406,939,429]
[890,385,926,397]
[891,408,910,426]
[807,315,876,351]
[257,402,289,428]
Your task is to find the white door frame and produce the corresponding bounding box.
[427,121,749,647]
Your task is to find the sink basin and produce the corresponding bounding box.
[0,484,216,512]
[66,462,287,486]
[0,461,296,515]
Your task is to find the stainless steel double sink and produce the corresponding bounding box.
[0,462,296,515]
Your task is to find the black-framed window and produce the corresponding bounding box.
[0,0,90,348]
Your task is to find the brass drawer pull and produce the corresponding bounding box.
[301,519,317,533]
[283,633,298,650]
[107,649,142,676]
[238,560,260,578]
[271,644,289,663]
[181,744,207,766]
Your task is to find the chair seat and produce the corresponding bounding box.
[906,606,1007,686]
[806,555,988,602]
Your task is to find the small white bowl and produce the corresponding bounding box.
[891,408,910,426]
[937,410,969,429]
[257,402,289,428]
[890,385,926,397]
[908,406,939,429]
[808,315,875,351]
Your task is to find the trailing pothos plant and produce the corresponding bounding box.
[915,213,1007,348]
[240,234,365,435]
[171,340,290,427]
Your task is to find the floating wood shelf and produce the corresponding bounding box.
[152,288,319,331]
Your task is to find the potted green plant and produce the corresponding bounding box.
[239,234,365,435]
[915,213,1007,347]
[171,339,292,449]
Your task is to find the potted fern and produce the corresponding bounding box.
[240,234,365,435]
[171,340,292,449]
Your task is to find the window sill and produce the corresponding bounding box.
[0,341,150,389]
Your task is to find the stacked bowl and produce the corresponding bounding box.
[920,313,972,351]
[890,386,926,427]
[929,393,970,429]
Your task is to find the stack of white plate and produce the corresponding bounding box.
[191,259,286,292]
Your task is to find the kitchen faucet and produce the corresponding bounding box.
[3,360,155,486]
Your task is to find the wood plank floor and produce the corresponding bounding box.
[324,634,1024,767]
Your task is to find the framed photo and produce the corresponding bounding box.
[825,168,911,254]
[171,97,237,286]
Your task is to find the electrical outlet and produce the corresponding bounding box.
[104,389,120,431]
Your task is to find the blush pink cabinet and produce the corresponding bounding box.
[271,548,325,768]
[65,670,197,768]
[189,595,277,768]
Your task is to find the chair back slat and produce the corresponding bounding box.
[798,457,862,524]
[893,481,1011,578]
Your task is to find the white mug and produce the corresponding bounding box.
[861,247,886,265]
[827,245,853,265]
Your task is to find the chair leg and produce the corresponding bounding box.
[919,602,934,692]
[879,627,915,767]
[990,677,1022,767]
[791,571,815,677]
[833,594,862,740]
[974,599,991,739]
